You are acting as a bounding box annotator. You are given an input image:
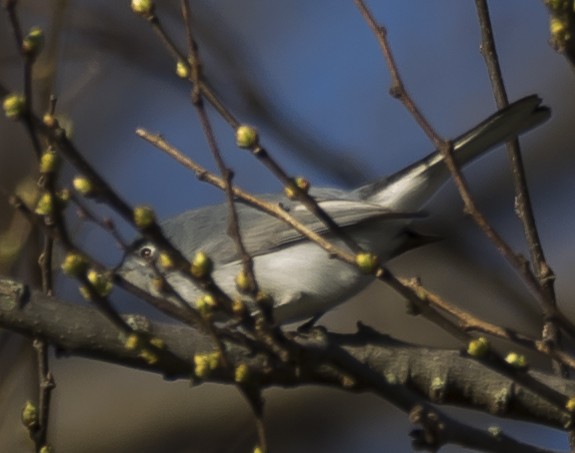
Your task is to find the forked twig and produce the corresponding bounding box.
[353,0,574,340]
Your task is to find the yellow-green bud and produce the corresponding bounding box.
[138,348,158,365]
[355,252,379,274]
[196,294,216,316]
[207,350,221,369]
[56,189,70,208]
[22,26,44,57]
[131,0,154,17]
[487,426,502,438]
[149,336,165,349]
[283,184,297,200]
[158,252,174,270]
[550,17,566,38]
[21,400,38,430]
[294,176,310,193]
[467,337,490,357]
[39,445,53,453]
[3,93,25,120]
[235,270,254,294]
[194,354,210,378]
[40,149,59,173]
[61,252,88,276]
[284,176,310,199]
[87,269,113,297]
[133,205,156,229]
[124,314,151,332]
[253,447,263,453]
[504,352,528,369]
[566,397,575,412]
[34,192,54,216]
[124,333,140,350]
[235,125,259,148]
[232,298,247,317]
[234,363,250,384]
[176,60,189,79]
[42,113,58,128]
[191,251,213,278]
[73,175,94,196]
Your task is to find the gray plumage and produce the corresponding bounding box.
[117,96,550,323]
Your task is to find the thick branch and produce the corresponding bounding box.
[0,276,573,432]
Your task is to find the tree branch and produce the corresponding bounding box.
[0,275,573,434]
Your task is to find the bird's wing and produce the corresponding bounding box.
[160,196,420,265]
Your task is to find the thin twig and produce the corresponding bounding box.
[473,0,565,376]
[353,0,575,340]
[145,11,239,127]
[402,278,575,371]
[181,0,260,303]
[135,129,574,414]
[142,5,366,256]
[32,339,54,450]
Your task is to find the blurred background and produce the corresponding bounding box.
[0,0,573,451]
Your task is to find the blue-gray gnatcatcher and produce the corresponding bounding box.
[117,96,550,324]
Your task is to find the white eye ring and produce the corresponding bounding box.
[138,244,156,261]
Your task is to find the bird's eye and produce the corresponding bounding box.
[139,245,155,261]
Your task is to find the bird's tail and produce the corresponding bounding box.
[355,95,550,212]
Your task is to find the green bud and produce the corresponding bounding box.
[207,350,221,369]
[294,176,310,193]
[124,333,140,350]
[73,176,94,196]
[283,184,297,200]
[133,205,156,229]
[193,351,221,378]
[158,252,174,270]
[61,252,88,276]
[232,298,247,317]
[40,149,59,173]
[550,17,566,38]
[176,60,189,79]
[284,176,310,200]
[87,269,113,297]
[131,0,154,17]
[21,400,38,430]
[55,189,70,209]
[42,113,58,128]
[235,125,259,148]
[34,192,54,216]
[467,337,490,357]
[22,26,44,57]
[487,426,502,438]
[355,252,379,274]
[191,251,213,278]
[3,93,25,120]
[194,354,210,378]
[196,294,216,316]
[234,363,250,384]
[235,270,254,294]
[138,348,158,365]
[504,352,528,369]
[149,336,165,349]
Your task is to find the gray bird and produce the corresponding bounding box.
[117,96,550,324]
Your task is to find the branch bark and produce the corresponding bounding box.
[0,275,572,432]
